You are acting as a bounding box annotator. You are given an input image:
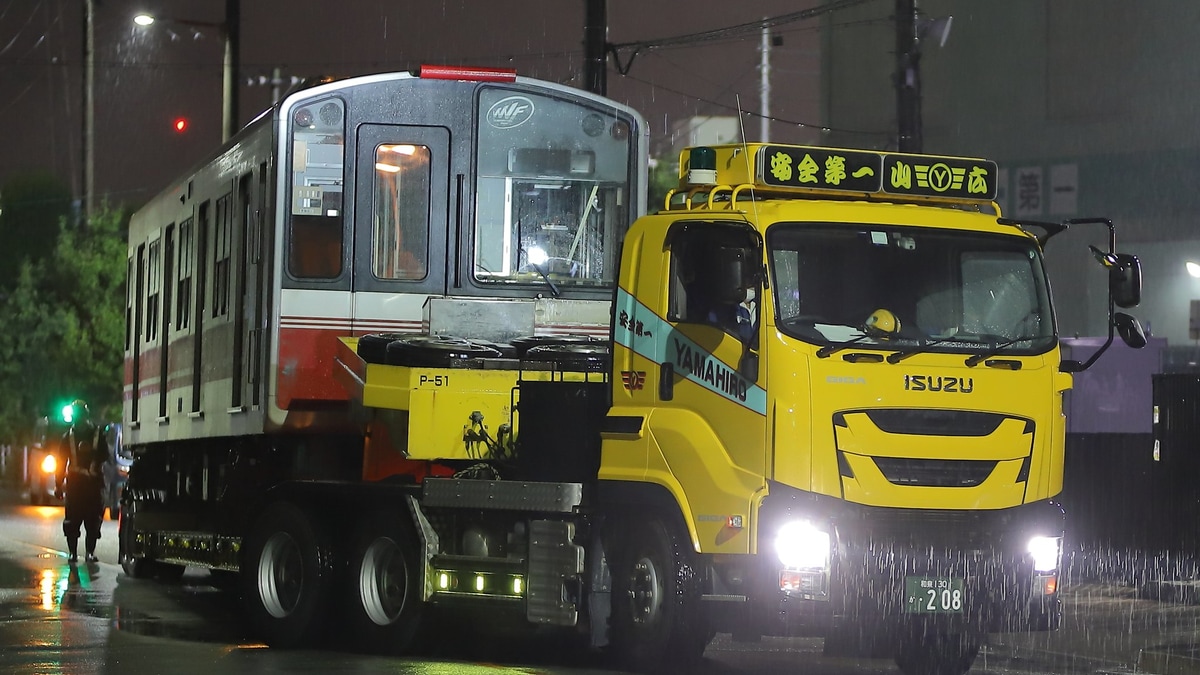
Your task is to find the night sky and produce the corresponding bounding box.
[0,0,842,210]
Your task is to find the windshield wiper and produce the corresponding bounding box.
[815,335,872,358]
[530,263,562,298]
[965,335,1040,367]
[886,336,960,363]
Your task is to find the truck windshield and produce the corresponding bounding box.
[768,223,1055,355]
[473,88,635,291]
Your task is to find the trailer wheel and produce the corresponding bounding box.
[242,501,334,648]
[895,631,981,675]
[609,517,710,671]
[344,510,424,654]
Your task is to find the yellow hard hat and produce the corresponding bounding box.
[863,308,901,337]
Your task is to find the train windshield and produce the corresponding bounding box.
[474,88,635,290]
[769,224,1056,355]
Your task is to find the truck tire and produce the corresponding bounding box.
[343,510,424,654]
[609,516,710,672]
[119,500,157,579]
[242,501,334,648]
[895,631,981,675]
[357,332,410,364]
[384,336,500,367]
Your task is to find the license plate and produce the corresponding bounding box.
[904,576,965,614]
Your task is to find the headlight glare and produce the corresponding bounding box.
[1027,535,1061,573]
[775,520,830,570]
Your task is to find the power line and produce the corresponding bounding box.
[617,70,890,141]
[608,0,881,74]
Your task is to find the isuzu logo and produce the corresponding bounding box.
[486,96,535,129]
[904,374,974,393]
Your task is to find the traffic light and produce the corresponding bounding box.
[173,117,189,133]
[61,402,75,424]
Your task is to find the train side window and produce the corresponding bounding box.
[214,196,232,316]
[371,143,430,280]
[146,238,161,342]
[177,218,193,331]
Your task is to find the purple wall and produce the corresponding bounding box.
[1061,337,1166,434]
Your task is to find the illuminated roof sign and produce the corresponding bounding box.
[749,144,998,202]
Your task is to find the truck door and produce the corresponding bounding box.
[655,221,769,534]
[352,125,451,328]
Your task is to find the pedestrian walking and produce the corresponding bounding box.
[55,400,109,564]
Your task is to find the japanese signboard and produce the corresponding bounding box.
[756,145,997,201]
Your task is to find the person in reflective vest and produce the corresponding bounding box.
[55,400,109,564]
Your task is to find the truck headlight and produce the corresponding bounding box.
[775,520,830,570]
[1027,535,1061,573]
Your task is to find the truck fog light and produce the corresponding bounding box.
[775,521,830,570]
[1027,535,1061,573]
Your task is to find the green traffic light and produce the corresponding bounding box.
[61,403,74,424]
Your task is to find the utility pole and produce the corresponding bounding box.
[895,0,921,152]
[223,0,241,142]
[82,0,95,222]
[583,0,607,96]
[760,20,771,142]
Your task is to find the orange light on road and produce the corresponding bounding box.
[40,454,56,474]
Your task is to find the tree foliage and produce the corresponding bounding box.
[0,199,128,442]
[647,157,679,214]
[0,171,73,289]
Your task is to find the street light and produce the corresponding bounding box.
[133,1,240,142]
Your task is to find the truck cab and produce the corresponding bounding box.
[601,143,1144,673]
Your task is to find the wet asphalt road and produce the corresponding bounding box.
[0,493,1160,675]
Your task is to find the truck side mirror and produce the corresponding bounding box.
[1114,312,1147,349]
[1110,253,1141,308]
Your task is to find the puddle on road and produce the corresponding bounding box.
[0,553,250,644]
[111,604,251,643]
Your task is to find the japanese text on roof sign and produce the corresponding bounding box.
[757,145,998,201]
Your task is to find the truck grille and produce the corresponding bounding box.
[872,457,997,487]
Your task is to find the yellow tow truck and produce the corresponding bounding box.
[335,143,1146,675]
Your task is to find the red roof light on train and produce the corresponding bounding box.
[418,64,517,82]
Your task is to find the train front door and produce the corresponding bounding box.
[352,124,452,332]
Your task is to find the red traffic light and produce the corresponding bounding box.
[173,117,189,133]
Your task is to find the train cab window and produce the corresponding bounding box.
[473,88,636,291]
[371,144,430,280]
[288,97,346,280]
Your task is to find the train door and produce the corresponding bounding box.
[231,171,270,410]
[352,125,451,328]
[158,225,175,418]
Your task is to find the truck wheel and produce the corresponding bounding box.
[895,632,981,675]
[119,501,156,579]
[344,511,424,653]
[609,517,710,671]
[242,501,334,648]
